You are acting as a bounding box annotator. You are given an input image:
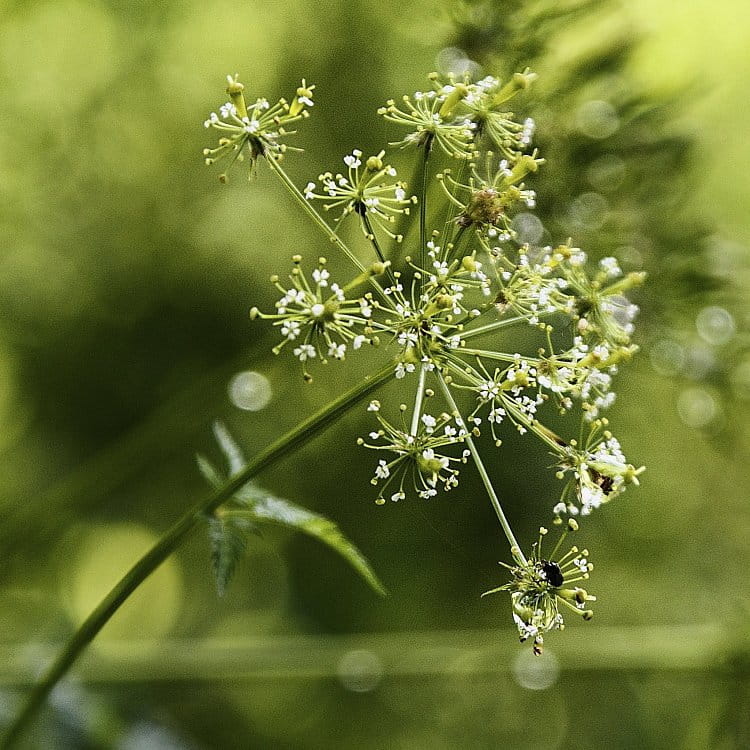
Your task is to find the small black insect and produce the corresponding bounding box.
[541,560,564,588]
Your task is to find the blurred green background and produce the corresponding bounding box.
[1,0,749,747]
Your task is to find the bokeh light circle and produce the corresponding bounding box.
[228,370,273,411]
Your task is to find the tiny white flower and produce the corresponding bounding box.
[395,362,415,379]
[312,268,330,287]
[375,460,390,480]
[327,342,346,360]
[421,414,437,433]
[293,344,316,362]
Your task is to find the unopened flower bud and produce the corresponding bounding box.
[225,74,248,119]
[461,255,478,272]
[492,69,538,105]
[439,83,469,119]
[366,151,385,172]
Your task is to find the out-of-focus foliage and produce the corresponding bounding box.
[447,0,750,432]
[198,422,385,597]
[0,0,749,748]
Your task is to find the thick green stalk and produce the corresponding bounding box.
[0,363,394,749]
[437,373,526,564]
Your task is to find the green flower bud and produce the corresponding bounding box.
[225,74,248,119]
[439,83,469,119]
[461,255,477,272]
[492,69,538,106]
[366,150,386,172]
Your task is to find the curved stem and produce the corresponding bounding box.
[0,363,395,750]
[437,372,526,564]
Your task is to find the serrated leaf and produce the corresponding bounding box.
[212,420,246,477]
[196,453,223,488]
[248,491,387,597]
[208,515,248,597]
[197,425,387,597]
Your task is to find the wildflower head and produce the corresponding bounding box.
[360,401,469,503]
[459,70,538,159]
[304,150,416,241]
[483,521,595,655]
[378,75,478,160]
[438,151,541,243]
[250,256,379,380]
[553,421,645,518]
[203,75,315,181]
[214,68,644,657]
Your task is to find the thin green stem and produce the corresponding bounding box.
[266,156,365,273]
[360,213,398,290]
[395,156,422,245]
[419,145,431,275]
[499,396,568,454]
[444,159,468,223]
[266,157,392,307]
[0,363,395,750]
[360,213,386,266]
[460,348,541,365]
[437,373,526,564]
[459,316,527,340]
[409,363,428,436]
[449,224,468,260]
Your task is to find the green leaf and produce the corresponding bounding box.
[248,491,387,597]
[208,515,248,597]
[198,423,387,597]
[196,452,223,488]
[198,451,257,595]
[212,420,246,477]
